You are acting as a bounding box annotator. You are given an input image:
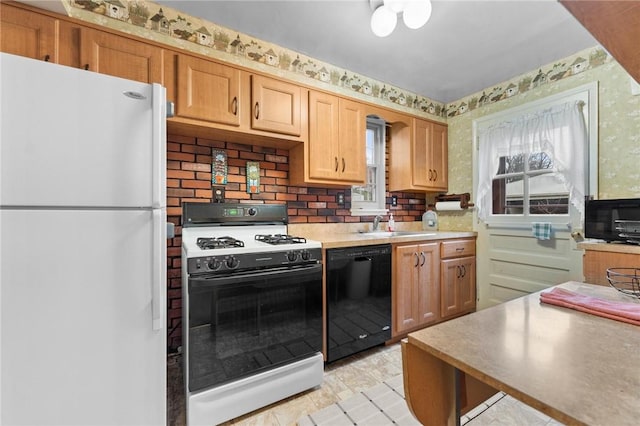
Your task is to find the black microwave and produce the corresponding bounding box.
[585,198,640,243]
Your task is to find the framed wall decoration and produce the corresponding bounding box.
[246,161,260,194]
[212,150,228,185]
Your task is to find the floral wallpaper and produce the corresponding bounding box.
[440,51,640,232]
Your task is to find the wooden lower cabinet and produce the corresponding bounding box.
[582,244,640,286]
[392,237,477,339]
[393,242,440,336]
[440,238,476,319]
[440,256,476,319]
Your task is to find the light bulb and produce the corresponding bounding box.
[384,0,405,13]
[403,0,432,29]
[371,5,397,37]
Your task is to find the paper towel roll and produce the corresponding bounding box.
[435,201,463,211]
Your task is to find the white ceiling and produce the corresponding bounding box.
[154,0,598,104]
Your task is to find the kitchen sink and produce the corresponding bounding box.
[354,231,436,237]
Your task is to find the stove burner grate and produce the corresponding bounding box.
[255,234,307,245]
[196,236,245,250]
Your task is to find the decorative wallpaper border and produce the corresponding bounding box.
[446,46,612,117]
[65,0,447,119]
[64,1,612,121]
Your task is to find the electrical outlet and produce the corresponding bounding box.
[214,187,225,203]
[337,192,345,205]
[391,195,398,207]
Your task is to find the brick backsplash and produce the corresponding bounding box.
[165,133,426,350]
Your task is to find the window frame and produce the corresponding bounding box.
[472,82,598,228]
[351,116,388,216]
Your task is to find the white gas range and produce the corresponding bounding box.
[181,202,324,425]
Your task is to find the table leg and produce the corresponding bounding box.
[401,339,458,426]
[402,339,499,426]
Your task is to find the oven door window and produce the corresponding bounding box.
[188,265,322,392]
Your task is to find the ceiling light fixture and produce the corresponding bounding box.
[370,0,432,37]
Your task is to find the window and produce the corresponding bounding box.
[473,83,598,226]
[492,152,569,216]
[351,116,387,215]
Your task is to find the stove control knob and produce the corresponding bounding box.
[225,256,239,269]
[247,207,257,216]
[286,251,299,262]
[301,250,311,261]
[207,258,221,271]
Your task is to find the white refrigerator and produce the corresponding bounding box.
[0,53,167,425]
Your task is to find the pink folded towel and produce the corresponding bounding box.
[540,287,640,326]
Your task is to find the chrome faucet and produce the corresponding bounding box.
[373,215,383,231]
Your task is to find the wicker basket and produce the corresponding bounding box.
[606,268,640,298]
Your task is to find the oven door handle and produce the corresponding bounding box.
[189,263,323,291]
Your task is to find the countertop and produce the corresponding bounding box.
[406,281,640,425]
[288,223,476,249]
[578,240,640,255]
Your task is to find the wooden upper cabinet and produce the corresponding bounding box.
[389,117,448,192]
[250,74,302,136]
[411,118,448,191]
[0,3,57,62]
[80,28,163,84]
[175,54,241,127]
[297,90,365,185]
[431,123,448,190]
[560,1,640,84]
[307,91,340,180]
[338,98,366,183]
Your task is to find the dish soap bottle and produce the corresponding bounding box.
[422,209,438,231]
[388,214,395,231]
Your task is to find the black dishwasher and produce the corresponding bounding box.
[326,244,392,363]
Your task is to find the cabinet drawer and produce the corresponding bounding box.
[441,239,475,259]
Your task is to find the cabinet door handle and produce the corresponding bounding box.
[341,158,346,173]
[461,265,466,277]
[83,64,89,70]
[420,252,425,267]
[456,265,461,278]
[254,102,260,119]
[433,170,438,181]
[44,54,50,62]
[414,253,420,268]
[428,169,432,181]
[232,97,238,115]
[334,157,339,172]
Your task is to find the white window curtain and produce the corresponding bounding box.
[476,101,587,221]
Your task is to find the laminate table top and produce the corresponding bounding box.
[407,281,640,425]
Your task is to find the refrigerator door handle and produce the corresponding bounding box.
[152,83,167,209]
[152,209,166,331]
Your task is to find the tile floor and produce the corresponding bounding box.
[168,343,565,426]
